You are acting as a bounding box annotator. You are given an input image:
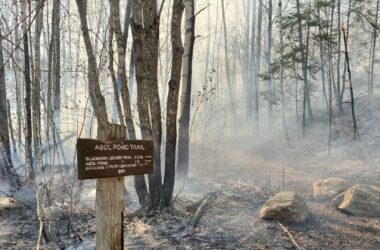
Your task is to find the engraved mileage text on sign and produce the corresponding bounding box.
[77,138,154,180]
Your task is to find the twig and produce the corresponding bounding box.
[36,220,44,250]
[151,239,169,248]
[277,221,301,250]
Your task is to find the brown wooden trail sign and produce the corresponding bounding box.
[76,123,154,249]
[77,138,154,179]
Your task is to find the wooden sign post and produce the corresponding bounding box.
[77,123,153,249]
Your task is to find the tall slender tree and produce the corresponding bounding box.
[163,0,185,207]
[0,23,20,187]
[21,0,34,180]
[177,0,195,181]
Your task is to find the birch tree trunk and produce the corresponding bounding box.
[163,0,184,207]
[177,0,195,181]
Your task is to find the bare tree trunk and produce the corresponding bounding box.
[12,0,23,155]
[337,0,343,112]
[278,0,291,147]
[177,0,195,182]
[342,26,359,139]
[369,0,380,96]
[296,0,312,137]
[107,20,125,126]
[75,0,109,136]
[143,0,163,211]
[131,0,151,208]
[203,0,211,93]
[221,0,235,111]
[0,26,20,187]
[243,0,251,108]
[21,0,34,180]
[247,0,257,118]
[33,0,44,181]
[76,2,125,248]
[109,0,148,209]
[109,0,135,138]
[253,0,263,136]
[33,2,47,240]
[317,7,329,110]
[52,0,61,132]
[266,0,273,124]
[163,0,184,207]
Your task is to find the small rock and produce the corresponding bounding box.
[332,184,380,217]
[313,178,350,200]
[0,197,24,214]
[259,192,310,223]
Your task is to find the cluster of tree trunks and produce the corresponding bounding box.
[75,0,194,211]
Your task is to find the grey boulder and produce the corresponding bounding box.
[313,178,349,200]
[259,192,310,223]
[332,184,380,217]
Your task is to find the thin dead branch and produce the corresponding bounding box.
[277,221,301,250]
[190,191,219,226]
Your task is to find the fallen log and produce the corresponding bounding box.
[190,191,220,226]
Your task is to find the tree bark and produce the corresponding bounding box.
[0,25,20,187]
[278,0,291,147]
[107,21,125,127]
[177,0,195,182]
[130,0,151,208]
[109,0,135,139]
[221,0,235,111]
[33,0,44,188]
[337,0,343,112]
[75,1,125,248]
[266,0,273,124]
[21,0,34,180]
[52,0,61,131]
[342,26,359,139]
[369,0,380,96]
[295,0,312,136]
[253,0,263,136]
[163,0,184,207]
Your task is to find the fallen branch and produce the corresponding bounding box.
[277,221,301,250]
[0,190,32,209]
[190,191,219,226]
[151,239,169,248]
